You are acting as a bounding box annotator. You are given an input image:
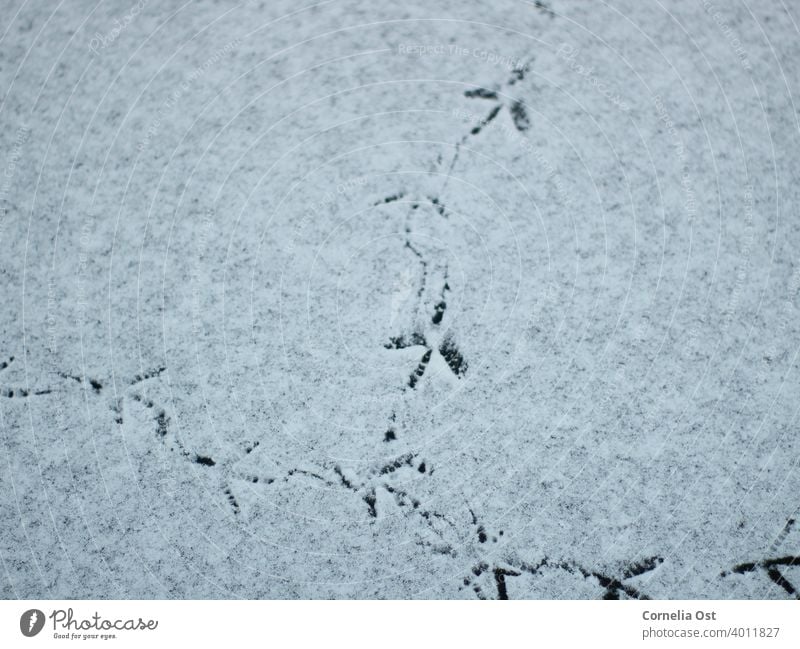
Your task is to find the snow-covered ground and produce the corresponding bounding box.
[1,0,799,599]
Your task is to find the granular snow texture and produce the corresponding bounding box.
[1,0,800,599]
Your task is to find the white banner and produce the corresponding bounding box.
[0,600,797,648]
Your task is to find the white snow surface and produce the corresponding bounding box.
[1,0,800,599]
